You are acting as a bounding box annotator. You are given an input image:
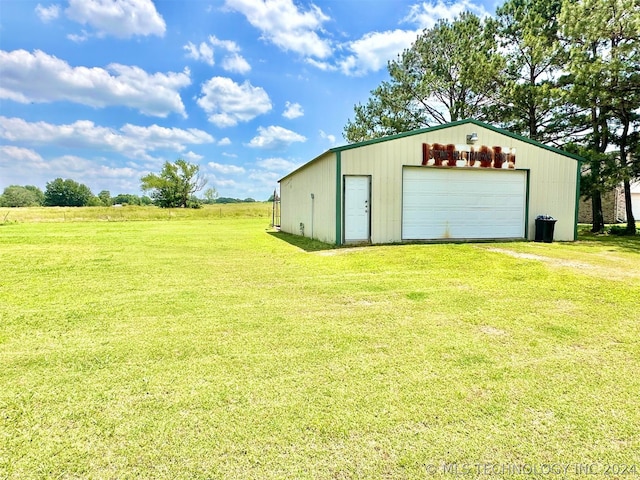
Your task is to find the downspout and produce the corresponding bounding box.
[523,169,530,240]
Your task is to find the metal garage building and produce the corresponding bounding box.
[278,119,581,245]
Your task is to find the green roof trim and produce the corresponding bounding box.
[330,119,585,162]
[279,119,585,183]
[335,151,342,246]
[278,150,333,183]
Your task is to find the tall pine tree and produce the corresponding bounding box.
[344,13,503,142]
[560,0,640,233]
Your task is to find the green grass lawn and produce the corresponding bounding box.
[1,207,639,479]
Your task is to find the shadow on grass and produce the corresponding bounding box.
[269,226,640,254]
[267,231,336,252]
[576,225,640,253]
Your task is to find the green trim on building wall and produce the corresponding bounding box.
[335,151,342,246]
[574,159,582,240]
[522,169,531,239]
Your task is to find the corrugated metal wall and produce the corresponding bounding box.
[279,152,336,244]
[340,123,579,242]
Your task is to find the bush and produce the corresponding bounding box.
[112,194,141,206]
[186,195,203,209]
[608,224,636,236]
[44,178,94,206]
[86,196,105,207]
[0,185,44,207]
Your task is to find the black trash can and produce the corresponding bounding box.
[535,215,556,243]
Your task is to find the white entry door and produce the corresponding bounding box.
[344,176,370,242]
[402,167,526,240]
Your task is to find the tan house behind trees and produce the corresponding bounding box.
[578,182,640,224]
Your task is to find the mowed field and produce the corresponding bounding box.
[1,204,639,479]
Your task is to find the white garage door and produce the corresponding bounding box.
[402,167,527,240]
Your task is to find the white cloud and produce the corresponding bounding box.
[119,124,214,150]
[332,1,489,76]
[217,137,232,146]
[209,174,238,188]
[35,4,60,22]
[0,50,190,117]
[184,41,215,66]
[222,53,251,74]
[282,101,303,119]
[183,151,204,161]
[256,157,299,172]
[0,146,144,194]
[208,162,246,174]
[48,154,94,172]
[91,164,141,180]
[50,158,144,193]
[305,58,337,72]
[0,145,45,165]
[208,35,241,52]
[403,0,489,29]
[67,30,90,43]
[65,0,166,38]
[0,117,119,148]
[319,130,337,146]
[0,116,213,160]
[225,0,332,59]
[222,152,237,158]
[248,169,282,187]
[185,35,251,73]
[339,29,419,76]
[197,77,272,127]
[247,125,306,149]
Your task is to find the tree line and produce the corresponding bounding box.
[1,159,263,208]
[0,180,154,208]
[344,0,639,234]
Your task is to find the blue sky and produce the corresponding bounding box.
[0,0,497,200]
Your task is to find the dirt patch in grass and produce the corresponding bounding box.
[479,325,507,336]
[485,247,593,268]
[483,247,639,280]
[313,246,376,256]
